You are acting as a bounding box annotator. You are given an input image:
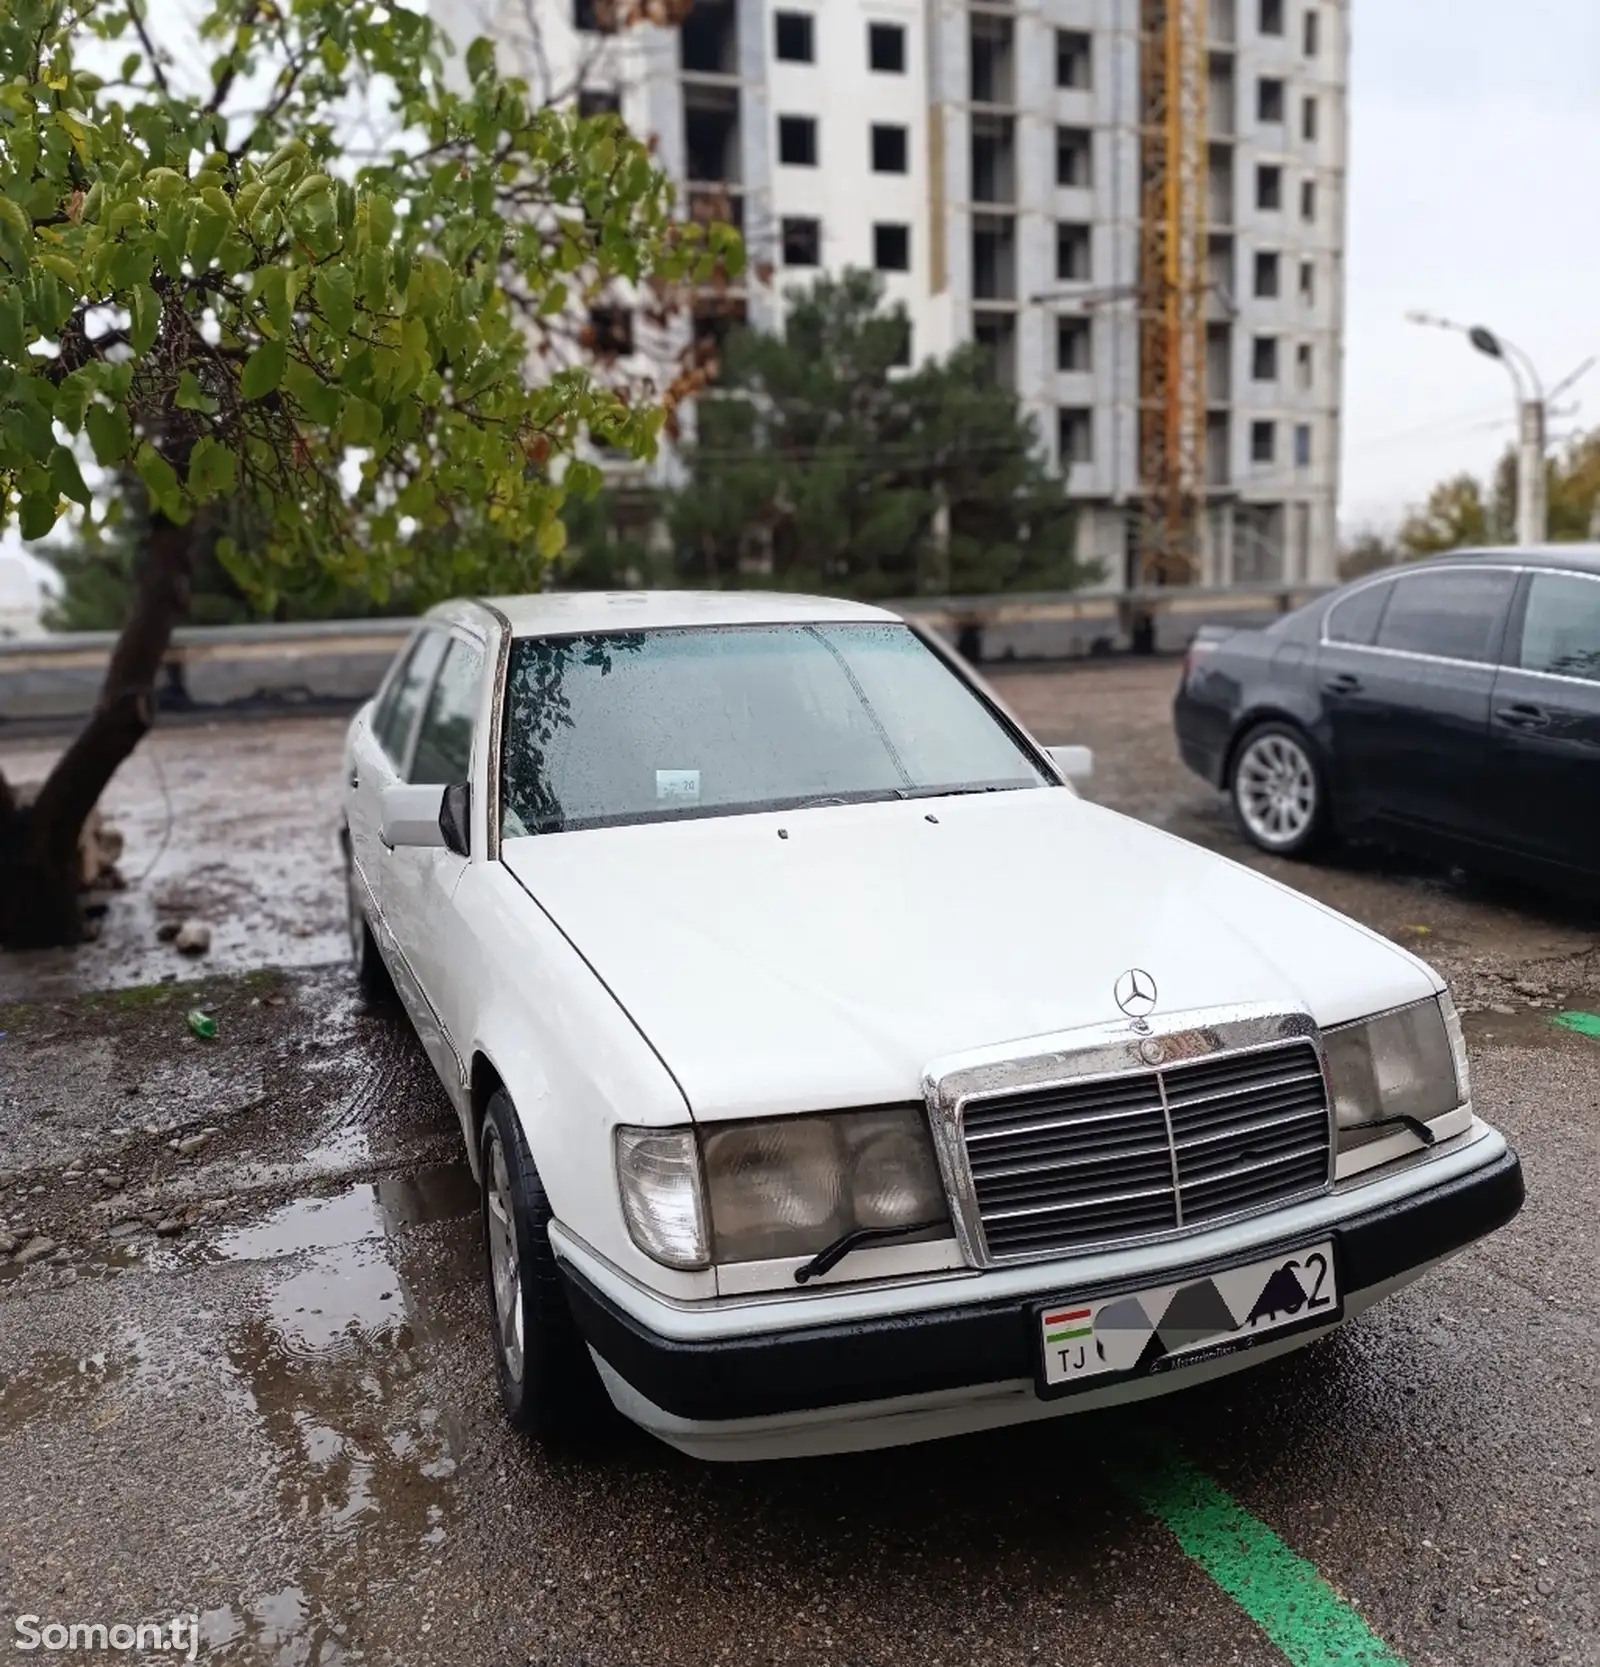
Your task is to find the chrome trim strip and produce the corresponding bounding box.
[923,1004,1336,1268]
[1322,564,1600,683]
[1498,661,1600,692]
[477,600,513,863]
[1155,1065,1184,1228]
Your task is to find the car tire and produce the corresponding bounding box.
[479,1088,608,1443]
[1228,721,1330,859]
[344,839,394,1002]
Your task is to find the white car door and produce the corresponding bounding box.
[349,627,447,943]
[384,630,487,1083]
[348,630,440,926]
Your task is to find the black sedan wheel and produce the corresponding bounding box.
[1229,722,1329,857]
[479,1089,607,1442]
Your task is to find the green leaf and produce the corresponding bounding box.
[133,441,186,520]
[129,284,160,355]
[339,396,382,447]
[0,286,23,360]
[12,395,54,462]
[252,265,295,336]
[239,338,288,400]
[536,516,567,559]
[465,36,495,82]
[188,435,237,501]
[143,167,186,204]
[313,265,355,338]
[18,491,60,541]
[85,403,131,465]
[48,443,91,507]
[53,369,99,433]
[366,193,394,246]
[188,210,230,271]
[283,360,342,427]
[288,171,333,206]
[175,370,219,414]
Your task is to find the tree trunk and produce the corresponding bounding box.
[0,514,192,949]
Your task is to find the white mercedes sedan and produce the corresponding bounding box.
[341,591,1524,1461]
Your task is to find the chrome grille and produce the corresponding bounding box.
[962,1041,1330,1260]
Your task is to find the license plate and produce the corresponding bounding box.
[1035,1241,1339,1395]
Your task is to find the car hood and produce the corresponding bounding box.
[500,791,1440,1122]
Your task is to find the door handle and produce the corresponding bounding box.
[1324,672,1362,694]
[348,768,360,789]
[1496,703,1551,731]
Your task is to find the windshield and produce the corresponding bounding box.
[498,622,1051,836]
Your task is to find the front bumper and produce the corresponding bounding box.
[560,1143,1523,1426]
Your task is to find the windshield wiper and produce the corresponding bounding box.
[1343,1113,1438,1147]
[793,1218,947,1284]
[896,783,1025,801]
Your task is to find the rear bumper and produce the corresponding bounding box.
[561,1144,1523,1428]
[1172,693,1231,786]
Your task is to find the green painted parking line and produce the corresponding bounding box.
[1110,1446,1404,1667]
[1550,1010,1600,1039]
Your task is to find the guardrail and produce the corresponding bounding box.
[0,584,1332,731]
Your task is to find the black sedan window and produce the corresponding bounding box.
[1517,573,1600,683]
[1373,569,1516,664]
[1325,580,1391,646]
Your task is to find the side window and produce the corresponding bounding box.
[1325,580,1391,646]
[410,639,486,784]
[1374,570,1516,664]
[1516,573,1600,684]
[374,629,447,768]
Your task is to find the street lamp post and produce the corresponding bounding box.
[1407,312,1547,545]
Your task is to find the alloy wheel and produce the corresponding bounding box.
[1236,733,1318,850]
[485,1135,525,1385]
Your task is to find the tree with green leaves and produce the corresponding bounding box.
[0,0,737,946]
[667,270,1097,599]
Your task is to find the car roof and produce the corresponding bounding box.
[1402,544,1600,576]
[438,590,904,637]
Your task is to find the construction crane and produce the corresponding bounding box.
[1135,0,1208,589]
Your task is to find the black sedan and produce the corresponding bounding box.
[1174,546,1600,894]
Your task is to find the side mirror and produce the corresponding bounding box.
[439,781,471,858]
[1046,745,1095,785]
[380,783,446,850]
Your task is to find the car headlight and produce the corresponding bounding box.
[703,1107,948,1264]
[1323,995,1467,1148]
[617,1108,949,1271]
[615,1128,710,1269]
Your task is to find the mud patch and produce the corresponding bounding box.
[0,968,460,1279]
[1462,997,1600,1049]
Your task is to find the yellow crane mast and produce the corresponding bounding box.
[1136,0,1208,587]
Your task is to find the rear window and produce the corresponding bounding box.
[1373,569,1516,664]
[1324,580,1391,646]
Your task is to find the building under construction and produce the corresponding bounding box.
[478,0,1348,591]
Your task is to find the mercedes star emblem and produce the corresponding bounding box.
[1114,967,1159,1020]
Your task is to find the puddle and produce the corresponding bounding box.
[0,1347,125,1437]
[0,1239,150,1287]
[212,1167,477,1265]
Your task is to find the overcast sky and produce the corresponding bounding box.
[1341,0,1600,531]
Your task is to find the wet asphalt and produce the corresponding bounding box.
[1,661,1596,1667]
